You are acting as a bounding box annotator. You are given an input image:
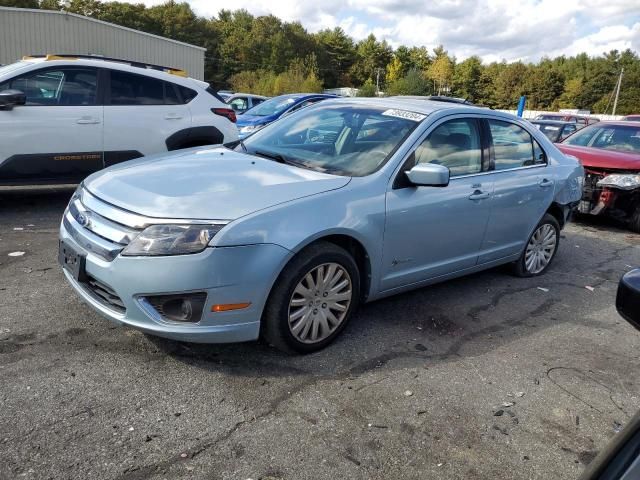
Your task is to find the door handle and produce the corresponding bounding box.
[164,114,183,120]
[76,116,100,124]
[538,178,554,188]
[469,190,490,201]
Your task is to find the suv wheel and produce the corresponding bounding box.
[262,241,360,354]
[513,214,560,277]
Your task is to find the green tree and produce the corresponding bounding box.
[387,69,431,96]
[427,47,453,95]
[357,79,377,97]
[349,34,392,86]
[452,56,482,101]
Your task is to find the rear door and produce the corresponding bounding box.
[102,69,191,165]
[478,119,554,263]
[0,66,103,183]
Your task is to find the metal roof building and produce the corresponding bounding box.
[0,6,206,79]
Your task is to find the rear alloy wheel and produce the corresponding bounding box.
[513,214,560,277]
[262,241,360,353]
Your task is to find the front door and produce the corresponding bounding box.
[0,66,103,183]
[381,117,493,292]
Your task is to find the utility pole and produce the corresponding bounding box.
[375,67,382,96]
[612,68,624,116]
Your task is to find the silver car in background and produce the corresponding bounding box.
[59,98,583,353]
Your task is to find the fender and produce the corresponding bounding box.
[165,126,224,151]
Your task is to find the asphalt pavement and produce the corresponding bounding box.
[1,186,639,480]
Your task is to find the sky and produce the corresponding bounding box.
[140,0,640,63]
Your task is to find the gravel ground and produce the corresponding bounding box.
[1,186,639,480]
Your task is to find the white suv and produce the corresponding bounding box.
[0,55,239,185]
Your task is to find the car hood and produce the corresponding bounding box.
[557,144,640,170]
[83,147,350,220]
[236,114,274,127]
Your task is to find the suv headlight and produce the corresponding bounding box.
[122,224,225,256]
[596,174,640,190]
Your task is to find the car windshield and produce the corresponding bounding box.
[533,123,562,142]
[562,123,640,153]
[239,103,422,176]
[246,95,299,116]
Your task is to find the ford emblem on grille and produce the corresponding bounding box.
[76,212,91,228]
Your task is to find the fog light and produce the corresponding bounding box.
[144,293,207,323]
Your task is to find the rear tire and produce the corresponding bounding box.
[512,214,560,277]
[262,241,360,354]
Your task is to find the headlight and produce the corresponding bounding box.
[240,124,265,134]
[596,174,640,190]
[122,224,225,256]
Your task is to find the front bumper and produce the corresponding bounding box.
[579,170,639,220]
[60,221,290,343]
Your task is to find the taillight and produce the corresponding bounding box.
[211,108,236,123]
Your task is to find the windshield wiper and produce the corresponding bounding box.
[254,150,287,163]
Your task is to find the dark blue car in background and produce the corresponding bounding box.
[236,93,337,138]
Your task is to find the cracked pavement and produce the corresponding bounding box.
[1,186,640,480]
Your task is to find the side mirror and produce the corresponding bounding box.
[0,89,26,110]
[405,163,450,187]
[616,268,640,329]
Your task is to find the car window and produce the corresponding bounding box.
[561,124,577,140]
[414,119,482,177]
[488,120,542,170]
[229,97,248,112]
[535,124,562,142]
[247,96,298,116]
[0,68,97,106]
[563,124,640,153]
[252,98,265,107]
[109,70,185,106]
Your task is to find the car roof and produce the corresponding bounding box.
[18,56,208,89]
[322,96,523,121]
[228,93,268,100]
[531,119,575,125]
[590,121,640,127]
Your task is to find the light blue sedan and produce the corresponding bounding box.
[59,98,584,353]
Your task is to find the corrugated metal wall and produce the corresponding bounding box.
[0,7,206,80]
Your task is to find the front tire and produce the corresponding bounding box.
[512,214,560,277]
[262,241,360,354]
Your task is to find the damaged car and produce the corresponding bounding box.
[557,121,640,232]
[59,98,583,353]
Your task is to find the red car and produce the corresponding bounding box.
[557,121,640,232]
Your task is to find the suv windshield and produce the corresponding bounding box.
[246,95,299,116]
[0,61,28,77]
[239,103,422,176]
[562,123,640,153]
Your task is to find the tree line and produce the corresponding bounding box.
[3,0,640,113]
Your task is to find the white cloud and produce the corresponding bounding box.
[135,0,640,62]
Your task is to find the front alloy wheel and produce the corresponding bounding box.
[288,263,353,344]
[262,241,360,353]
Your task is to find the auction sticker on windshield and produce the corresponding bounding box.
[382,109,427,122]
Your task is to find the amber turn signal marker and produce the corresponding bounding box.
[211,302,251,312]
